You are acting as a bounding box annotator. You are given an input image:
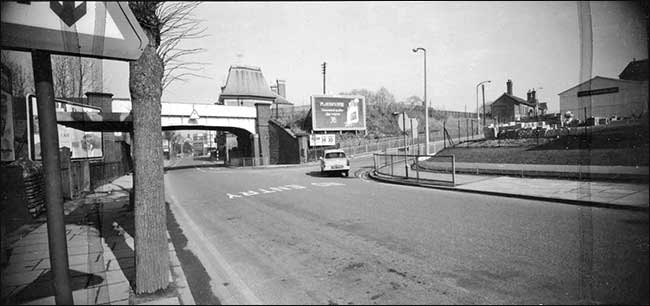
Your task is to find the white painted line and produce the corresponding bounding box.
[165,181,263,305]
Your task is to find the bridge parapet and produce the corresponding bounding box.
[161,102,257,118]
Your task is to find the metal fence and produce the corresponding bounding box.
[305,118,482,162]
[373,152,456,186]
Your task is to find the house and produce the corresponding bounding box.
[490,79,539,123]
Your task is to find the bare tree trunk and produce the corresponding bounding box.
[129,18,168,293]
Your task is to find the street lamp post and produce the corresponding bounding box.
[412,47,429,155]
[476,80,491,129]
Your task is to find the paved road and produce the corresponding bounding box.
[164,157,649,305]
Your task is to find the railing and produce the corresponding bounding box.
[373,152,456,186]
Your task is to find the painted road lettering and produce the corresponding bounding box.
[227,182,344,199]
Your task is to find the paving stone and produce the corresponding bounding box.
[137,297,180,305]
[107,281,131,303]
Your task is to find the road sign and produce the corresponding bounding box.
[397,113,406,132]
[1,1,148,61]
[309,134,336,146]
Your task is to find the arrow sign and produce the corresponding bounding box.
[50,1,87,27]
[1,1,148,61]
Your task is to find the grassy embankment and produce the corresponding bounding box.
[432,122,649,167]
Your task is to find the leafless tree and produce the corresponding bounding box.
[156,2,210,90]
[0,51,34,96]
[51,55,96,99]
[128,0,169,294]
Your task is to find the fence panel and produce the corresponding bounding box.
[374,153,456,186]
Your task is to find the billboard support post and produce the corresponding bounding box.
[402,113,408,178]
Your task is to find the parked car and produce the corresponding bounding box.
[319,149,350,177]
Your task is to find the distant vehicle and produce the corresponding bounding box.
[320,149,350,177]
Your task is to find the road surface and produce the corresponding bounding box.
[164,156,649,305]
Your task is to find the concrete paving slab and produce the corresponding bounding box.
[137,297,179,305]
[107,281,131,304]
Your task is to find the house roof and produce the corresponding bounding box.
[557,75,646,95]
[619,58,649,81]
[494,93,535,107]
[219,65,277,101]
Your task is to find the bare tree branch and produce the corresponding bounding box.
[1,51,34,96]
[155,1,211,90]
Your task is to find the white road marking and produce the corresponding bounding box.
[225,183,345,199]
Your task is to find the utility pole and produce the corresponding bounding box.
[321,62,327,94]
[482,83,487,127]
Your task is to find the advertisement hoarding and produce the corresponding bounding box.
[309,134,336,146]
[1,64,15,161]
[27,94,103,160]
[311,95,366,131]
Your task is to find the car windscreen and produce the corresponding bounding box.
[325,152,346,158]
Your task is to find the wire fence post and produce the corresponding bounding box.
[373,154,377,172]
[390,155,394,176]
[458,119,461,144]
[416,154,420,182]
[451,154,456,186]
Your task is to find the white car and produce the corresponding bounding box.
[320,149,350,177]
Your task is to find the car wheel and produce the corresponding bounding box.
[343,170,349,177]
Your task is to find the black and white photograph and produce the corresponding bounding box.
[1,1,648,305]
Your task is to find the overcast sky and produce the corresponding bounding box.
[7,1,648,113]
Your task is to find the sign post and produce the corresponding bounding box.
[33,50,73,305]
[396,112,409,177]
[2,2,148,304]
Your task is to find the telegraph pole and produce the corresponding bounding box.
[321,62,327,94]
[482,83,487,126]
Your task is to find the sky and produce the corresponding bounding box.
[6,1,648,113]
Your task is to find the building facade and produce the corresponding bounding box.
[558,76,648,121]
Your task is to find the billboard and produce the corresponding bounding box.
[1,64,15,161]
[27,94,103,160]
[311,95,366,131]
[309,133,336,146]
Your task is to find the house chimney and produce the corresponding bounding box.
[276,79,286,98]
[85,92,113,112]
[526,90,531,102]
[531,89,536,102]
[506,79,512,95]
[270,84,278,94]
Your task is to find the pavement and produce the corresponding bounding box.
[369,159,649,211]
[1,174,195,305]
